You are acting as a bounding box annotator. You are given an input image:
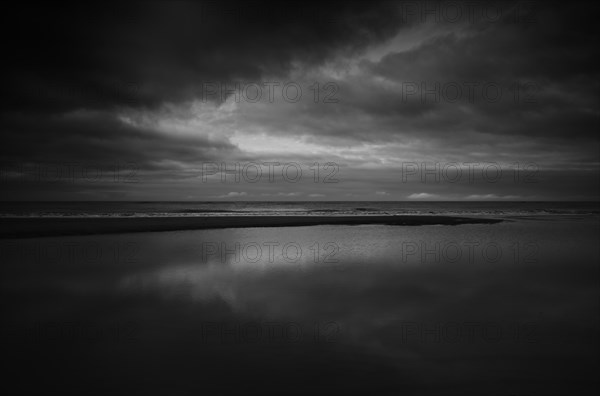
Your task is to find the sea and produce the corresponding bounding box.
[0,200,598,217]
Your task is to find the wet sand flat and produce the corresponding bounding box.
[0,215,502,238]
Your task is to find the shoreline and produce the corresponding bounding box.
[0,215,502,239]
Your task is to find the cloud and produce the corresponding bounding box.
[261,192,302,197]
[1,2,598,201]
[216,192,248,198]
[3,1,406,114]
[407,193,438,200]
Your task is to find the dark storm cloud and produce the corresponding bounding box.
[1,1,410,199]
[0,111,238,166]
[230,1,598,147]
[1,1,599,200]
[355,4,600,140]
[2,1,404,114]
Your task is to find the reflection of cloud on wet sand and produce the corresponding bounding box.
[117,244,599,392]
[3,220,598,394]
[115,219,599,393]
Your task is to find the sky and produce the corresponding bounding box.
[1,1,599,201]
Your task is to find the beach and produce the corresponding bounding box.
[0,214,502,238]
[1,213,598,394]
